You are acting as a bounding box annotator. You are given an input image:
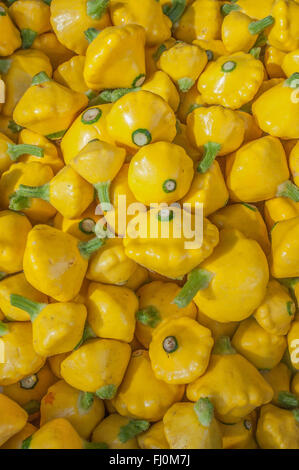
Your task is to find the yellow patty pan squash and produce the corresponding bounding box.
[61,103,113,164]
[186,105,245,156]
[86,237,138,285]
[220,412,258,449]
[226,136,290,203]
[0,394,28,447]
[232,317,287,370]
[110,0,172,47]
[61,338,131,397]
[270,216,299,278]
[210,202,270,254]
[10,164,94,220]
[84,24,146,91]
[253,279,295,336]
[149,316,214,384]
[141,70,180,112]
[0,132,14,176]
[0,3,21,56]
[261,363,291,406]
[0,272,47,322]
[0,161,56,223]
[0,49,52,118]
[264,197,299,230]
[17,129,63,174]
[268,0,299,52]
[86,281,138,343]
[236,0,274,20]
[186,336,273,423]
[0,210,32,277]
[177,84,205,123]
[23,224,105,301]
[9,0,51,49]
[92,413,140,449]
[128,142,194,206]
[157,41,208,92]
[198,52,264,109]
[2,363,56,420]
[21,418,83,449]
[53,201,100,242]
[40,379,105,440]
[54,55,89,94]
[256,404,299,449]
[50,0,111,55]
[173,0,222,44]
[289,141,299,186]
[288,319,299,370]
[252,73,299,139]
[69,139,126,208]
[163,400,223,449]
[264,46,286,78]
[0,321,45,386]
[193,229,269,323]
[31,32,74,70]
[13,71,88,137]
[112,350,184,422]
[137,420,169,450]
[106,90,177,152]
[221,11,274,54]
[1,423,37,450]
[10,294,87,357]
[282,49,299,76]
[124,206,219,279]
[135,280,197,348]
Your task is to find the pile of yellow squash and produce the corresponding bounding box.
[0,0,299,450]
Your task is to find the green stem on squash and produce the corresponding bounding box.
[284,73,299,89]
[277,180,299,202]
[194,398,214,427]
[78,392,94,411]
[174,268,214,308]
[118,420,150,443]
[213,336,236,355]
[84,28,100,43]
[163,0,186,24]
[86,0,109,19]
[7,143,44,161]
[31,71,51,86]
[95,384,117,400]
[0,59,11,74]
[17,184,49,199]
[10,294,46,322]
[78,237,106,259]
[197,142,221,173]
[74,323,97,350]
[0,320,9,336]
[94,181,111,207]
[221,3,240,16]
[8,193,31,212]
[136,306,161,328]
[278,391,299,409]
[248,16,274,35]
[21,29,37,49]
